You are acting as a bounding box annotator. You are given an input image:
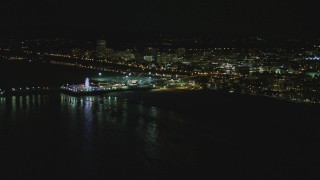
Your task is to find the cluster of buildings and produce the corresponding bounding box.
[1,36,320,103]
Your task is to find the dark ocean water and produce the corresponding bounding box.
[1,61,320,179]
[0,94,192,179]
[0,61,111,88]
[1,91,320,179]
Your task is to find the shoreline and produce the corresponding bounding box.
[1,87,319,108]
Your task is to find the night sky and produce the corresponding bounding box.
[0,1,318,38]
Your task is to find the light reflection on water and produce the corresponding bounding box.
[0,93,189,179]
[11,96,16,118]
[59,94,171,165]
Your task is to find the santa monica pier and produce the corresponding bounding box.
[0,76,158,97]
[60,76,157,95]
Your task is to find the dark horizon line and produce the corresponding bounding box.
[1,31,319,40]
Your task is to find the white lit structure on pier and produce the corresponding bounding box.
[85,78,90,90]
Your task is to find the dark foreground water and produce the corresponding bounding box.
[0,94,181,179]
[1,91,320,179]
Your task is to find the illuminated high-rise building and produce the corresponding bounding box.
[95,40,107,60]
[143,47,157,62]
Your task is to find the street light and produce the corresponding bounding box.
[98,73,102,78]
